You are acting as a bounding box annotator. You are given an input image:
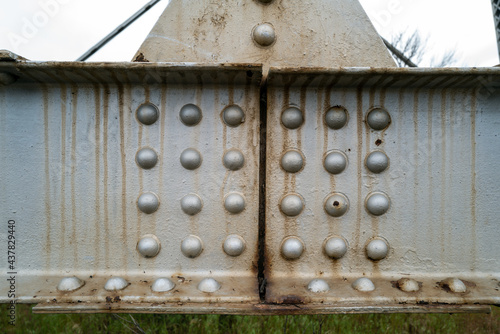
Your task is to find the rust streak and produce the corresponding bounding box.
[427,89,434,249]
[93,84,101,269]
[470,90,477,269]
[59,85,67,267]
[43,85,51,268]
[103,84,110,268]
[440,90,447,263]
[70,85,78,267]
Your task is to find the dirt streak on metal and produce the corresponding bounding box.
[93,84,102,269]
[59,84,67,267]
[470,90,477,270]
[70,84,79,267]
[42,84,51,268]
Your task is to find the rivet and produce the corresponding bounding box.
[252,22,276,47]
[223,149,245,171]
[366,108,391,130]
[397,278,420,292]
[352,277,375,292]
[104,277,129,291]
[366,151,389,173]
[281,107,304,129]
[222,105,245,127]
[281,150,304,173]
[325,106,348,130]
[281,236,304,260]
[324,193,349,217]
[179,104,202,126]
[440,277,467,293]
[151,278,175,292]
[137,234,161,258]
[224,193,246,214]
[135,147,158,169]
[365,192,390,216]
[136,103,159,125]
[323,151,348,174]
[307,279,330,293]
[180,148,202,170]
[181,235,203,258]
[137,192,160,214]
[198,278,221,293]
[223,234,246,257]
[180,194,203,216]
[57,277,85,292]
[323,237,348,259]
[366,238,389,261]
[280,194,304,217]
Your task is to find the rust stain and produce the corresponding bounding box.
[118,82,128,269]
[412,89,420,252]
[42,85,51,268]
[70,85,78,267]
[439,90,447,263]
[133,53,149,63]
[102,84,110,268]
[470,90,477,269]
[59,85,67,267]
[427,89,434,249]
[93,84,101,269]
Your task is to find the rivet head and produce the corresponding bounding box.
[280,194,304,217]
[179,104,202,126]
[181,235,203,258]
[397,278,420,292]
[323,237,348,259]
[307,279,330,293]
[104,277,129,291]
[223,235,246,257]
[198,278,221,293]
[440,277,467,293]
[323,151,348,174]
[281,236,304,260]
[325,106,348,130]
[352,277,375,292]
[137,192,160,214]
[365,192,390,216]
[137,234,161,258]
[223,149,245,171]
[151,278,175,292]
[324,193,349,217]
[281,107,304,129]
[224,193,246,214]
[135,147,158,169]
[252,22,276,47]
[366,151,389,173]
[366,238,389,261]
[181,194,203,216]
[222,105,245,127]
[180,148,202,170]
[281,150,304,173]
[136,103,159,125]
[366,108,391,130]
[57,277,85,292]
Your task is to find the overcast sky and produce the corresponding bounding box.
[0,0,497,67]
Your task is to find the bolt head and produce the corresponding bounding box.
[222,105,245,127]
[180,148,202,170]
[198,278,221,293]
[223,235,246,257]
[179,104,202,126]
[325,106,348,130]
[181,235,203,258]
[224,193,246,214]
[324,193,349,217]
[366,108,391,130]
[104,277,129,291]
[223,149,245,171]
[366,151,389,173]
[365,192,390,216]
[181,194,203,216]
[137,234,161,258]
[136,103,159,125]
[366,238,389,261]
[323,151,347,174]
[57,277,85,292]
[151,278,175,292]
[280,194,304,217]
[281,150,304,173]
[281,107,304,129]
[323,237,348,259]
[252,23,276,47]
[307,279,330,293]
[137,192,160,214]
[281,237,304,260]
[352,277,375,292]
[136,147,158,169]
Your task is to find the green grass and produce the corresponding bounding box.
[1,305,499,333]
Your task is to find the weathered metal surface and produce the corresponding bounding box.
[265,67,500,306]
[32,303,491,315]
[134,0,395,69]
[0,62,262,305]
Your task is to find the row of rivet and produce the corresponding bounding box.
[136,234,246,258]
[136,102,246,128]
[136,147,246,171]
[281,149,389,174]
[281,236,389,261]
[280,106,391,131]
[280,192,390,217]
[57,276,222,293]
[56,276,470,294]
[137,192,247,215]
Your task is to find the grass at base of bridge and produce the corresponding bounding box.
[1,304,499,333]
